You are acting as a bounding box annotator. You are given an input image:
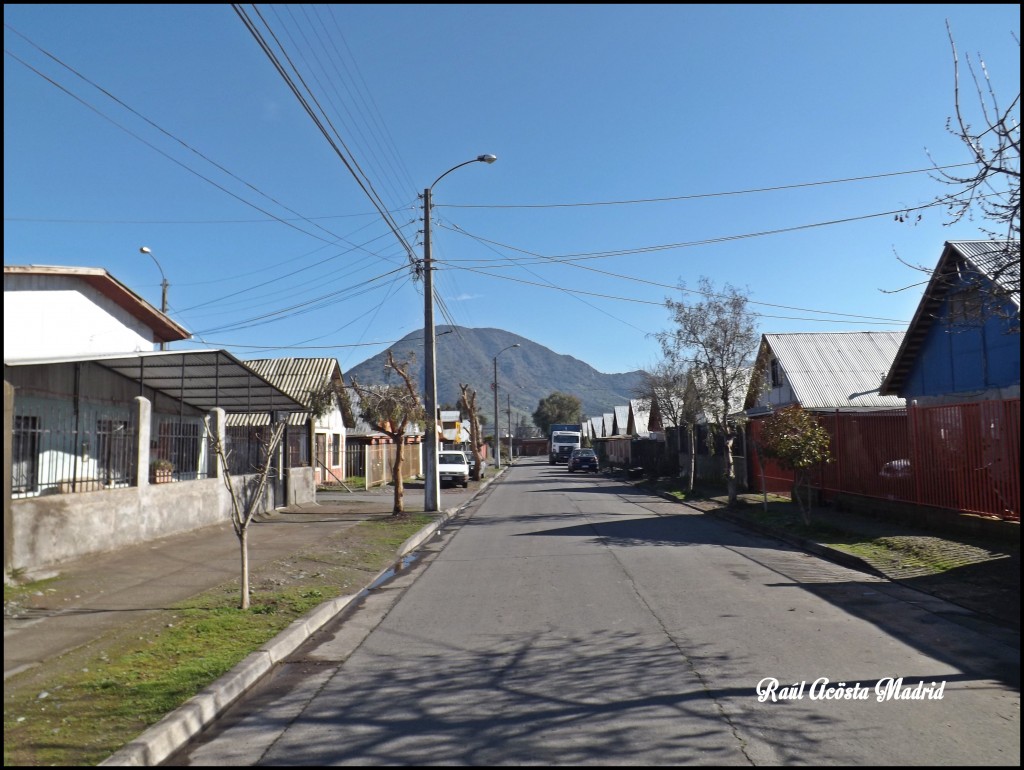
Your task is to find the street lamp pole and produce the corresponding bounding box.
[492,343,520,470]
[139,247,169,350]
[423,154,497,512]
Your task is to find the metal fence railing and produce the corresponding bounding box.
[344,444,365,479]
[11,398,138,497]
[225,426,272,476]
[152,415,210,482]
[747,399,1020,521]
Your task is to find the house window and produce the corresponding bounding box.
[13,415,40,494]
[948,286,984,326]
[332,433,341,466]
[770,359,783,388]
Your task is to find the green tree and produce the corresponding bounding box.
[532,391,582,435]
[757,405,832,524]
[656,276,760,505]
[349,352,425,514]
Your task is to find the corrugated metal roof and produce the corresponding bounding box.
[6,349,306,414]
[765,331,906,410]
[629,399,651,436]
[243,358,342,407]
[613,405,629,435]
[949,240,1020,307]
[688,367,752,420]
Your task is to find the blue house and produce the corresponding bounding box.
[880,240,1020,406]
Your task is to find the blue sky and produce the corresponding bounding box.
[4,4,1020,376]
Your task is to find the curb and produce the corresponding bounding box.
[99,470,507,766]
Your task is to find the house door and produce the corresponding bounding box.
[315,433,327,484]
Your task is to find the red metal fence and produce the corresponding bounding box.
[747,399,1020,521]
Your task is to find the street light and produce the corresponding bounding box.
[493,343,520,470]
[139,246,170,350]
[423,154,497,512]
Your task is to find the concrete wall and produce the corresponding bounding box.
[288,466,314,506]
[11,478,233,573]
[10,468,316,577]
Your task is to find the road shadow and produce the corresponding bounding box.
[510,512,1019,690]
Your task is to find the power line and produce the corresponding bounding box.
[438,222,908,323]
[448,265,908,327]
[233,5,419,269]
[439,162,978,209]
[3,23,402,259]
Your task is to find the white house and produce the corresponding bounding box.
[4,265,189,358]
[4,265,305,576]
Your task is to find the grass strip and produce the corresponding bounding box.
[3,514,433,767]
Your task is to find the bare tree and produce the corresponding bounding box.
[458,384,485,481]
[930,23,1019,243]
[656,277,760,505]
[634,358,699,488]
[896,24,1020,311]
[209,420,287,610]
[349,351,425,514]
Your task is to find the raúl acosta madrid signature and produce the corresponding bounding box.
[756,676,946,702]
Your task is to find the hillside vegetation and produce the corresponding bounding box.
[345,326,643,431]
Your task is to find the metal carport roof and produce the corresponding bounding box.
[4,349,307,414]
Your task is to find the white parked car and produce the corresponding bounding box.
[438,450,470,488]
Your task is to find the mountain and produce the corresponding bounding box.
[343,326,644,434]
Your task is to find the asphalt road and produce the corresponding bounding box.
[168,457,1020,766]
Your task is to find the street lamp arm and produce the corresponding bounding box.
[429,155,497,190]
[139,246,171,350]
[139,246,167,285]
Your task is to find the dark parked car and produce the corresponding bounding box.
[567,448,599,473]
[467,454,486,478]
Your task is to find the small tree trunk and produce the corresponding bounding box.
[794,471,812,526]
[725,433,737,506]
[391,441,405,514]
[239,527,250,610]
[687,426,696,493]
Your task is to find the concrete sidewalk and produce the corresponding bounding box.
[4,502,400,680]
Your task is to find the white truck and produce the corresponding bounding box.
[548,423,582,464]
